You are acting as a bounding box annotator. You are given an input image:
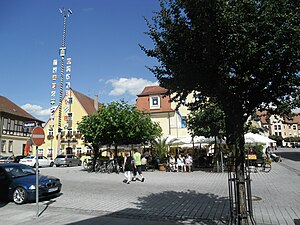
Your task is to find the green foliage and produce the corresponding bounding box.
[142,0,300,150]
[152,137,168,162]
[283,136,300,142]
[246,144,264,159]
[187,103,225,138]
[77,100,162,149]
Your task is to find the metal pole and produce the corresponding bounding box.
[57,8,72,155]
[35,146,39,217]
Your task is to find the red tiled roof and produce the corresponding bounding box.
[137,85,168,97]
[256,110,300,124]
[0,96,43,122]
[71,89,101,115]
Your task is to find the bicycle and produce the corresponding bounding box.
[261,158,272,173]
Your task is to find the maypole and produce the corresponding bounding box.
[57,8,72,154]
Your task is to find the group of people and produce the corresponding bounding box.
[123,149,145,184]
[167,153,193,172]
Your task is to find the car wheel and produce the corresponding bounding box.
[50,162,54,167]
[56,164,60,167]
[13,187,28,204]
[67,162,72,167]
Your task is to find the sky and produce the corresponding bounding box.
[0,0,161,122]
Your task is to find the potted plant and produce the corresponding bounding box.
[47,135,54,140]
[75,133,82,139]
[152,137,168,171]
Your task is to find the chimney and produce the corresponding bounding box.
[94,95,99,111]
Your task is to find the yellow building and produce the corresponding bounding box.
[136,86,192,140]
[39,89,100,158]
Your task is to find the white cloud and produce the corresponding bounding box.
[107,77,158,96]
[21,104,51,117]
[292,108,300,113]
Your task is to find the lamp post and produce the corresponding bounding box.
[57,8,72,154]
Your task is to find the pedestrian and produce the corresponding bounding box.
[265,146,271,159]
[133,149,145,182]
[123,152,134,184]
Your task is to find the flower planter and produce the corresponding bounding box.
[159,164,166,171]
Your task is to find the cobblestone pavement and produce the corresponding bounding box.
[0,153,299,225]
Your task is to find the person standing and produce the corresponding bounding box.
[123,152,134,184]
[133,149,145,182]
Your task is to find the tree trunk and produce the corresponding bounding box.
[225,108,248,225]
[92,144,100,172]
[114,145,118,158]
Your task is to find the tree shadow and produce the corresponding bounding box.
[294,219,300,225]
[66,190,229,225]
[0,201,9,208]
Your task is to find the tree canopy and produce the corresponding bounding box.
[142,0,300,146]
[187,103,225,138]
[142,1,300,222]
[77,100,162,155]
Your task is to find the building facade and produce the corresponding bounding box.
[0,96,43,156]
[39,89,100,158]
[257,112,300,138]
[136,85,192,139]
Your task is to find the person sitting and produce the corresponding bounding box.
[176,154,186,172]
[168,155,176,172]
[141,155,147,171]
[185,153,193,172]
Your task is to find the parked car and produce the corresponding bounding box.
[54,154,81,167]
[13,155,27,163]
[0,155,14,164]
[19,155,54,167]
[0,163,62,204]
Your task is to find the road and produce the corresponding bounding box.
[274,147,300,174]
[1,151,300,225]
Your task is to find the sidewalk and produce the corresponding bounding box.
[0,161,299,225]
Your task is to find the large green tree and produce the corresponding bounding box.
[187,103,225,139]
[142,0,300,223]
[77,100,161,169]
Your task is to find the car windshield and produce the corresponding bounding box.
[4,164,36,178]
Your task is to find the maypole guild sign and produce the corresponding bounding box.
[23,121,36,129]
[59,47,66,57]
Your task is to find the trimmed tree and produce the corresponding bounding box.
[141,0,300,223]
[78,100,162,170]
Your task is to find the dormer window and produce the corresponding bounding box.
[150,95,160,109]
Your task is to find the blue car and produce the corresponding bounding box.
[0,163,62,204]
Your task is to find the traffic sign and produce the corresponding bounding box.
[31,126,45,146]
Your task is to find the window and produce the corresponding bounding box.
[1,140,6,152]
[48,129,54,136]
[47,148,53,157]
[293,125,296,130]
[150,95,160,109]
[76,147,82,155]
[274,125,277,130]
[8,141,13,152]
[38,149,44,155]
[67,112,72,121]
[278,125,281,130]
